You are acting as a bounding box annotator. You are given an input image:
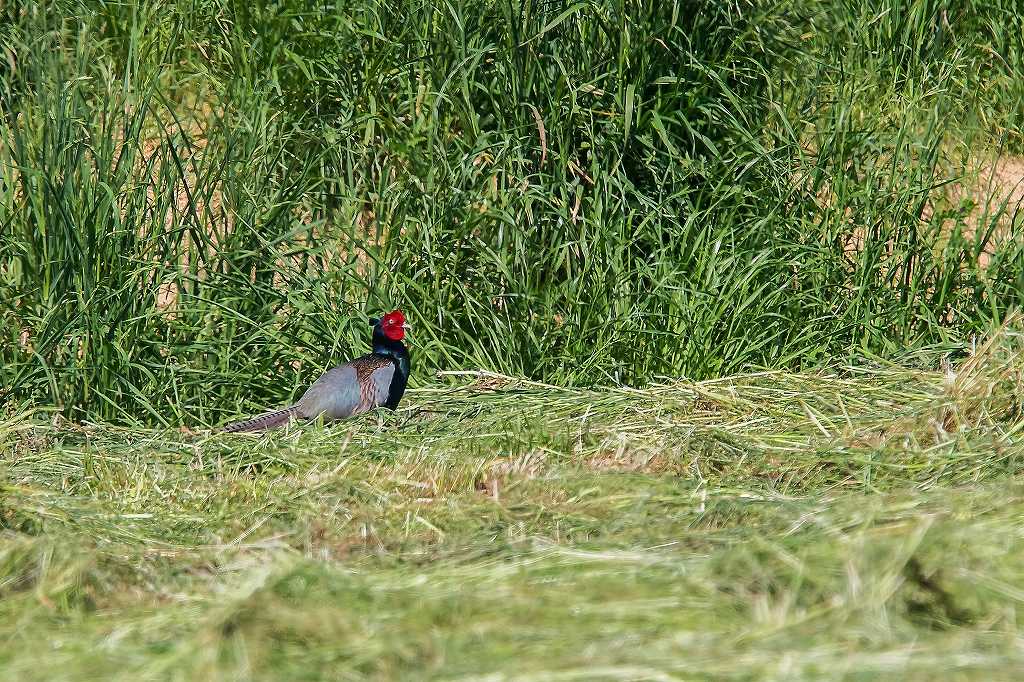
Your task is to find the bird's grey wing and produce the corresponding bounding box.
[295,355,395,420]
[295,364,362,419]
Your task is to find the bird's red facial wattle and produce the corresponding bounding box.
[380,309,406,341]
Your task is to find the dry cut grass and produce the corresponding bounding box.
[4,322,1024,680]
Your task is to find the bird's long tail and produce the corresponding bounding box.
[221,406,300,433]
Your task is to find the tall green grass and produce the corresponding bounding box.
[2,0,1023,424]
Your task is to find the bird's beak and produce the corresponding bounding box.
[402,323,412,333]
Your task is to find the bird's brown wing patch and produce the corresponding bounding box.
[354,355,395,413]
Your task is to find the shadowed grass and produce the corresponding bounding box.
[2,0,1024,423]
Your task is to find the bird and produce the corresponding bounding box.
[221,309,411,433]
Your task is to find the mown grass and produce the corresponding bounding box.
[4,324,1024,680]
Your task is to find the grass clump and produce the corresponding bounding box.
[1,0,1023,422]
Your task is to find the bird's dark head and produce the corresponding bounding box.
[369,310,411,376]
[369,309,408,343]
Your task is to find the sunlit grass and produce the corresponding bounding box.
[2,1,1024,678]
[3,325,1024,679]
